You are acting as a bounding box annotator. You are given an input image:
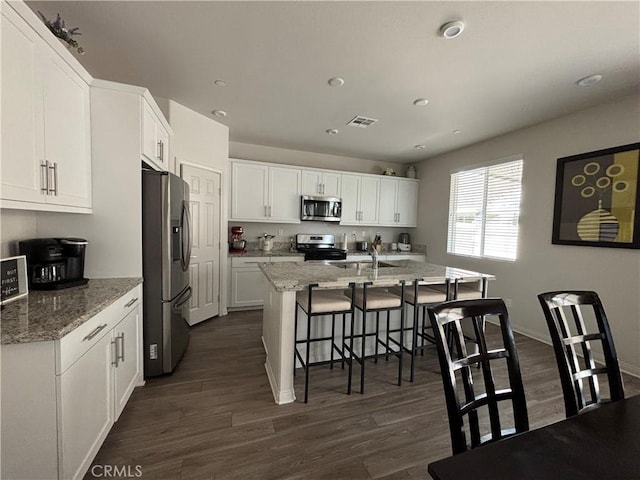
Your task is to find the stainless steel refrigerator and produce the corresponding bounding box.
[142,169,192,377]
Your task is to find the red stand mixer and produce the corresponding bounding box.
[230,226,247,253]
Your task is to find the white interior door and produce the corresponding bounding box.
[181,164,221,325]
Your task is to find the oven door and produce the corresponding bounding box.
[303,249,347,261]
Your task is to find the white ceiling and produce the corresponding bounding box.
[27,1,640,164]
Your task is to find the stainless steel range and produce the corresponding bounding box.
[296,234,347,261]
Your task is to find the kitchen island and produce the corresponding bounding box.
[259,259,494,404]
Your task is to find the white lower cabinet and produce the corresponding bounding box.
[113,301,142,419]
[229,256,300,310]
[230,265,265,309]
[58,330,114,480]
[0,285,142,480]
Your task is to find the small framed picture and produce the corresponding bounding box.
[1,255,29,305]
[552,142,640,249]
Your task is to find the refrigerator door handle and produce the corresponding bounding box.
[181,201,192,272]
[174,286,192,309]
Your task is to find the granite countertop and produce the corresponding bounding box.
[229,249,425,258]
[259,260,494,292]
[1,277,143,345]
[229,250,304,258]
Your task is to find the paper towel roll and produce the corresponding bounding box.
[341,232,348,251]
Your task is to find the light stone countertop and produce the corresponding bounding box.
[259,260,494,292]
[1,277,142,345]
[228,249,425,258]
[228,250,304,258]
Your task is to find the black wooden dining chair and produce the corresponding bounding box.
[427,298,529,455]
[537,291,625,417]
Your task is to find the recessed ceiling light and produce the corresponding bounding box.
[212,110,227,118]
[326,129,339,135]
[576,74,603,87]
[214,80,226,87]
[414,144,426,150]
[439,20,465,39]
[413,98,429,106]
[453,130,462,134]
[328,77,345,87]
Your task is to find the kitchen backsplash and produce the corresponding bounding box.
[230,223,416,248]
[241,240,426,254]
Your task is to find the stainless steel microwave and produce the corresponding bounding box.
[300,195,342,222]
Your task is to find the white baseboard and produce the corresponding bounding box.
[507,321,640,379]
[264,362,295,405]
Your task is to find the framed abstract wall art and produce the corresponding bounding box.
[552,142,640,249]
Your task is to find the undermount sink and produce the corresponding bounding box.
[327,260,395,269]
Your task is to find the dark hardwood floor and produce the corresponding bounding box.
[85,310,640,479]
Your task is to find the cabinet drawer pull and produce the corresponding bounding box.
[84,323,107,341]
[48,162,58,195]
[124,297,138,308]
[53,162,58,195]
[111,338,119,366]
[40,161,49,194]
[118,333,125,362]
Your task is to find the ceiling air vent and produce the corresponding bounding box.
[346,115,379,128]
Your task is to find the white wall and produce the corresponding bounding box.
[168,100,229,174]
[415,92,640,376]
[0,210,37,258]
[165,100,230,315]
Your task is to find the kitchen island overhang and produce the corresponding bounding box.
[259,260,495,405]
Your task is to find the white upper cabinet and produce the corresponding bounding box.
[378,177,419,227]
[340,174,361,224]
[230,160,301,223]
[396,179,419,227]
[230,159,417,227]
[231,161,269,220]
[141,99,170,171]
[268,166,302,222]
[1,6,40,204]
[1,4,92,212]
[41,52,91,208]
[301,169,341,197]
[340,173,380,225]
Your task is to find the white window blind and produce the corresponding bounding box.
[447,158,523,261]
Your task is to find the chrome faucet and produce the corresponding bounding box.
[370,247,379,270]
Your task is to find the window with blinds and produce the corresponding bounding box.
[447,158,523,261]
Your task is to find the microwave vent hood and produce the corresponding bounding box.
[300,195,342,222]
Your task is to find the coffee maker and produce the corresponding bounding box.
[18,238,89,289]
[229,226,246,253]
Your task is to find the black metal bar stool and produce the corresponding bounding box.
[429,277,489,353]
[390,279,450,382]
[294,282,356,403]
[344,280,405,394]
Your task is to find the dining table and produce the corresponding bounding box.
[428,394,640,480]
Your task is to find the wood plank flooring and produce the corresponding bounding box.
[85,310,640,479]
